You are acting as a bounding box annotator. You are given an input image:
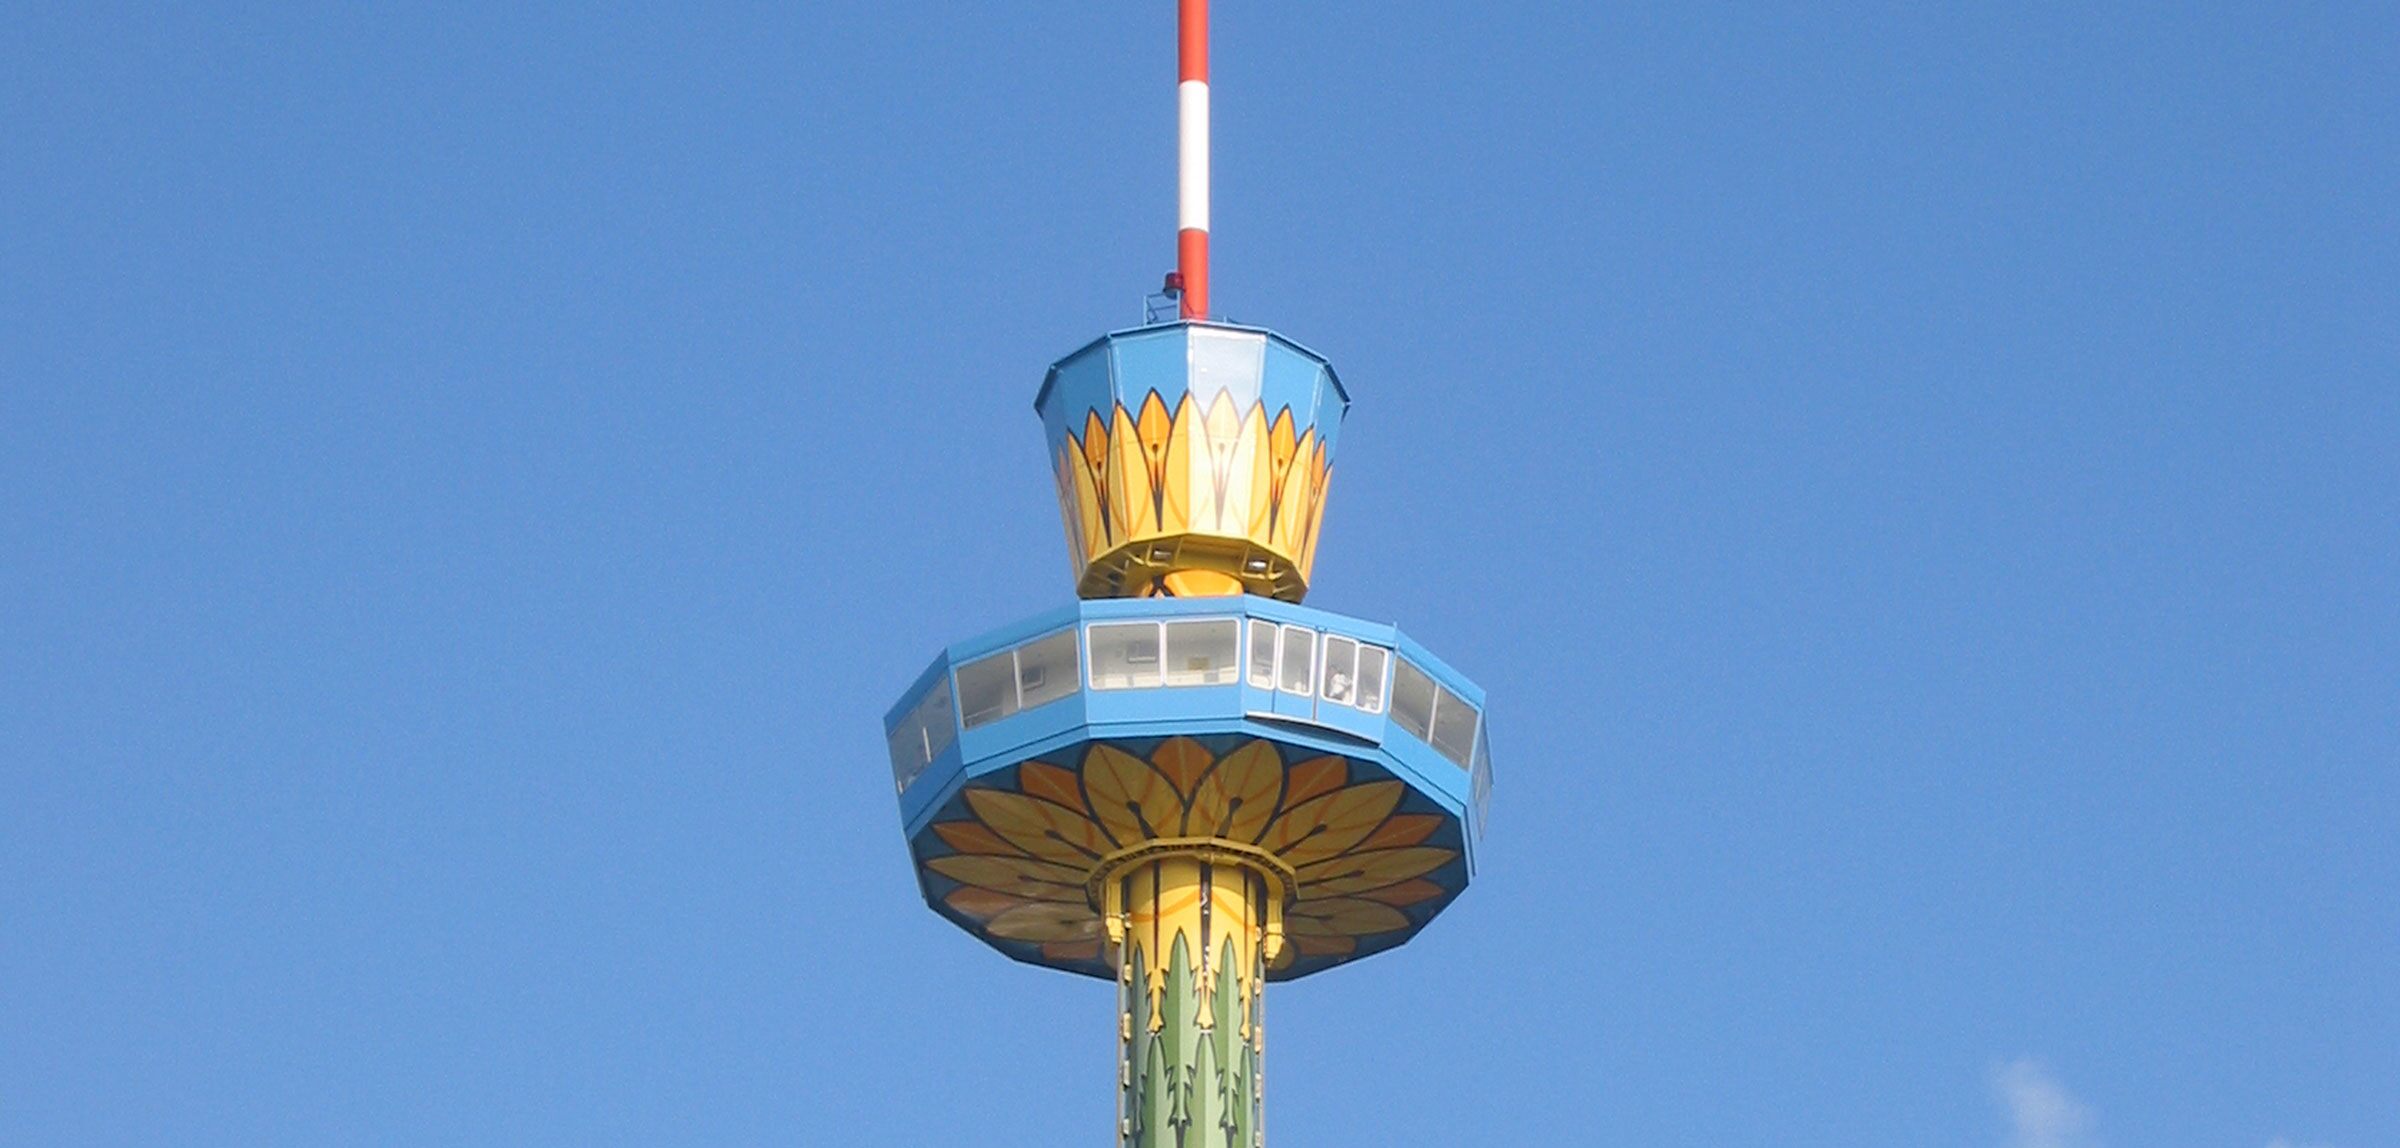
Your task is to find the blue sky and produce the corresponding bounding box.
[3,4,2393,1146]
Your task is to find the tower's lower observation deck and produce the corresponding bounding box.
[886,595,1491,981]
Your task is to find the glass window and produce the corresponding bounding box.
[1087,622,1161,690]
[886,679,954,793]
[1015,630,1079,711]
[1247,619,1278,689]
[1164,619,1239,686]
[1430,684,1480,768]
[956,649,1020,729]
[1471,725,1493,833]
[1390,659,1436,741]
[1354,646,1388,714]
[918,680,956,761]
[1278,625,1315,696]
[1187,327,1266,409]
[1320,636,1358,706]
[886,724,924,793]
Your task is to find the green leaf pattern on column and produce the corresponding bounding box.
[1121,934,1266,1148]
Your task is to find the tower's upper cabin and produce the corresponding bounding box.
[1036,321,1351,603]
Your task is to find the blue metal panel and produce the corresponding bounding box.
[1270,676,1316,722]
[1394,632,1485,707]
[881,653,952,732]
[952,691,1089,773]
[1083,682,1245,725]
[1260,339,1337,456]
[1108,325,1188,408]
[1308,696,1385,744]
[1030,332,1113,420]
[1036,343,1112,449]
[894,738,965,828]
[944,604,1082,664]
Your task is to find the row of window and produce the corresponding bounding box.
[956,629,1079,730]
[1241,619,1387,715]
[1087,619,1242,690]
[890,618,1482,792]
[1391,658,1481,770]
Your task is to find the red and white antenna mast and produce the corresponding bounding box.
[1177,0,1211,319]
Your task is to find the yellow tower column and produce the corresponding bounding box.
[1095,842,1291,1148]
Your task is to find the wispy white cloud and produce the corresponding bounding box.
[1992,1058,2097,1148]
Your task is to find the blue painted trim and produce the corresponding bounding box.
[894,739,965,828]
[1393,632,1486,708]
[1031,320,1352,413]
[944,605,1082,664]
[953,692,1090,771]
[881,653,951,732]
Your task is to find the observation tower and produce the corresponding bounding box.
[882,4,1492,1143]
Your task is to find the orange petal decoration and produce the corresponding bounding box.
[1292,934,1357,957]
[1280,755,1347,809]
[1265,780,1406,867]
[1018,761,1089,817]
[926,854,1088,903]
[1149,737,1214,798]
[1294,846,1456,899]
[1041,940,1105,963]
[1184,740,1283,841]
[1358,879,1448,908]
[1286,897,1411,938]
[962,788,1112,867]
[944,886,1025,921]
[1082,744,1184,847]
[1354,813,1443,853]
[986,901,1102,943]
[932,821,1020,857]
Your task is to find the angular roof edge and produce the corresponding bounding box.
[1032,319,1352,413]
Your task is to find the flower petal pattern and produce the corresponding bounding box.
[922,738,1464,978]
[1053,390,1337,603]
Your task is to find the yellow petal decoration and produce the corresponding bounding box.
[1293,846,1455,899]
[1042,939,1104,963]
[1280,755,1348,809]
[1354,812,1443,853]
[1162,393,1197,533]
[1360,878,1447,908]
[962,789,1112,867]
[1260,780,1405,867]
[944,886,1024,921]
[1017,760,1088,816]
[1083,744,1184,847]
[932,821,1019,857]
[1241,403,1275,540]
[925,855,1088,903]
[1293,934,1357,957]
[1286,898,1411,938]
[1149,737,1213,797]
[1108,405,1155,539]
[1184,740,1282,841]
[986,901,1102,943]
[1049,390,1337,603]
[924,739,1462,972]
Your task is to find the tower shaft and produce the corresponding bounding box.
[1109,850,1275,1147]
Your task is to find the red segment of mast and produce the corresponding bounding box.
[1180,0,1209,83]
